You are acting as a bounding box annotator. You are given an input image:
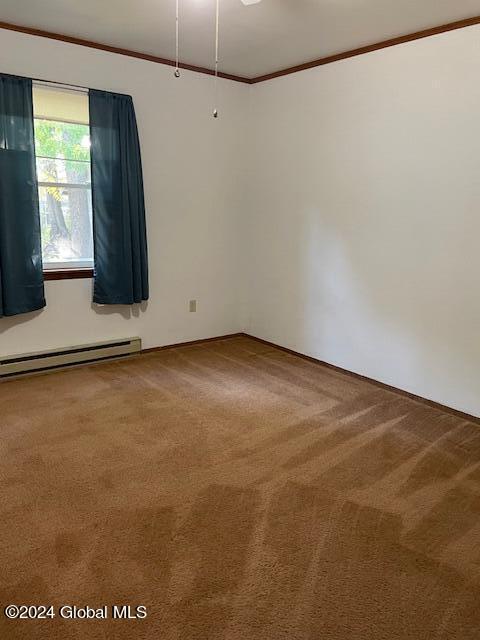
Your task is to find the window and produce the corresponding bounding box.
[33,85,93,272]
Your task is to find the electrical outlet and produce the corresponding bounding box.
[189,299,197,313]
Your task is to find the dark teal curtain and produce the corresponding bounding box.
[0,74,45,317]
[89,89,148,304]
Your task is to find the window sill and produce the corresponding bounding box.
[44,268,94,281]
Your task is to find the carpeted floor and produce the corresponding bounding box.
[1,335,479,639]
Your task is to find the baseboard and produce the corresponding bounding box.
[141,333,244,354]
[1,334,243,382]
[241,333,480,425]
[6,329,478,425]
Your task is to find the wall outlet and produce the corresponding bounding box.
[189,299,197,312]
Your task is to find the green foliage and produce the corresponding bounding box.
[34,118,90,162]
[34,118,93,261]
[34,118,90,201]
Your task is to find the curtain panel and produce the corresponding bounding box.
[0,73,45,317]
[89,89,149,305]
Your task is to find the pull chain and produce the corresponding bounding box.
[174,0,180,77]
[213,0,220,117]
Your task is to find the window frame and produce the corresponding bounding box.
[33,85,94,281]
[43,267,94,281]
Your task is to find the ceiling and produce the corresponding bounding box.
[0,0,479,79]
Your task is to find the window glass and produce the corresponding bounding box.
[33,87,93,270]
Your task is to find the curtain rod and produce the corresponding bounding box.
[33,78,88,94]
[30,75,131,97]
[1,71,131,98]
[0,70,132,99]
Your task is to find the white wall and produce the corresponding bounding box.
[2,26,480,418]
[0,29,249,354]
[246,25,480,417]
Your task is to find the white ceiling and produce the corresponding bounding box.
[1,0,479,78]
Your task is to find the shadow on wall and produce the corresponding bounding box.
[91,301,148,320]
[309,136,478,410]
[0,300,148,352]
[248,59,480,416]
[252,188,479,415]
[0,308,44,336]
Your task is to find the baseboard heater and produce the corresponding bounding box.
[0,337,142,378]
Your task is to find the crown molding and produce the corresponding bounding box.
[1,15,480,85]
[251,16,480,83]
[0,20,252,84]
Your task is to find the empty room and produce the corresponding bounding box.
[1,1,479,638]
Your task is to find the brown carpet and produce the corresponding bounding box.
[1,335,479,639]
